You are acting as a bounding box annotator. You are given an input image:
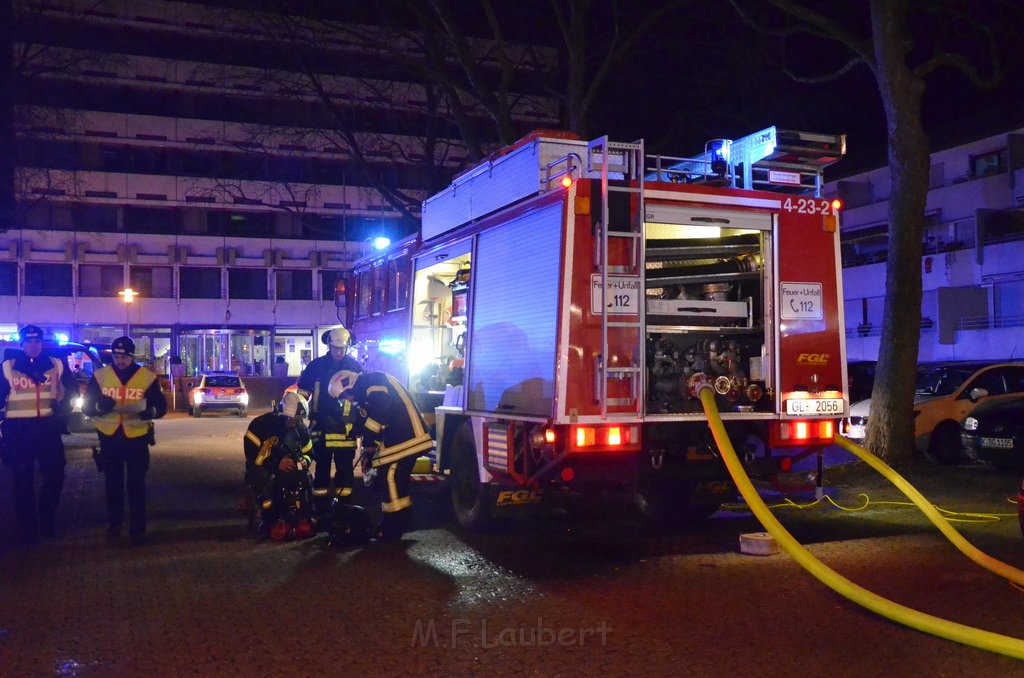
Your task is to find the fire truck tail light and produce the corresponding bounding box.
[779,421,836,442]
[545,429,556,444]
[793,421,809,440]
[571,425,637,449]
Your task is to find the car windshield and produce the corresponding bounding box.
[914,367,976,397]
[205,376,241,388]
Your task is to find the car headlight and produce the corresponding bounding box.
[964,417,978,432]
[194,392,204,403]
[73,395,84,410]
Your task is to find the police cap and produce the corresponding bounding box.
[111,336,136,356]
[18,325,44,343]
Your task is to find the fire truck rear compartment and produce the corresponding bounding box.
[643,217,771,415]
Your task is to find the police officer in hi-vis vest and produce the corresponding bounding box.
[83,336,166,545]
[0,324,77,546]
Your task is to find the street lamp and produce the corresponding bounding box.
[119,287,138,337]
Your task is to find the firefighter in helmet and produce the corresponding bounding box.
[328,370,433,540]
[243,390,315,539]
[296,326,362,512]
[0,324,77,545]
[83,336,166,545]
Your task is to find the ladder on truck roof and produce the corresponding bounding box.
[645,126,846,196]
[588,136,645,421]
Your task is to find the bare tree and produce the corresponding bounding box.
[731,0,1014,462]
[1,1,122,232]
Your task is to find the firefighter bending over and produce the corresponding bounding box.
[296,326,362,513]
[243,391,315,540]
[329,370,433,540]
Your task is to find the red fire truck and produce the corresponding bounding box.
[347,127,848,528]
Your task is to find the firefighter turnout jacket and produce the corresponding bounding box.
[296,353,362,448]
[348,372,433,469]
[244,412,313,473]
[84,364,166,439]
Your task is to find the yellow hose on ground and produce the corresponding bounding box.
[833,434,1024,587]
[699,388,1024,661]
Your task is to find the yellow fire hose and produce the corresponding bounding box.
[832,434,1024,587]
[699,388,1024,661]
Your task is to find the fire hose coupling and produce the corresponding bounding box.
[686,373,715,398]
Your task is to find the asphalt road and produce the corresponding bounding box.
[2,412,1024,676]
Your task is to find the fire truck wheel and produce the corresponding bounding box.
[450,423,493,530]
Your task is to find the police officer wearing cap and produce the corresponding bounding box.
[83,336,166,544]
[296,326,362,512]
[0,324,77,545]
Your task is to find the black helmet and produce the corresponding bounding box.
[18,325,44,343]
[111,336,135,357]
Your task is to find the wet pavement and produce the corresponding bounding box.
[2,414,1024,676]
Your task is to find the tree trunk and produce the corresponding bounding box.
[863,0,929,463]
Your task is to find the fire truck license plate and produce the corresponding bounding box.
[785,398,843,416]
[981,437,1013,449]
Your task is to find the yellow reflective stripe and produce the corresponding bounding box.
[380,464,412,513]
[254,436,278,466]
[372,437,435,468]
[366,385,388,396]
[326,440,356,448]
[245,430,262,446]
[388,373,427,439]
[312,488,330,496]
[324,433,346,439]
[364,417,383,434]
[300,440,313,453]
[337,487,353,497]
[381,496,413,513]
[261,499,273,510]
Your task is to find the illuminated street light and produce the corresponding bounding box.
[119,287,139,337]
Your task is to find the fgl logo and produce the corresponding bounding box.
[495,489,543,506]
[797,353,829,365]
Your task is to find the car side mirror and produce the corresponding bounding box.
[968,387,988,403]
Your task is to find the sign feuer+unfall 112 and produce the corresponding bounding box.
[780,282,823,320]
[591,275,641,315]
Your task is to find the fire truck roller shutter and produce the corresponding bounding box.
[466,202,563,417]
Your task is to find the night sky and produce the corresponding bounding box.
[579,1,1024,178]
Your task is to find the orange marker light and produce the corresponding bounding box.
[561,176,573,188]
[545,429,556,444]
[607,427,622,446]
[830,198,842,211]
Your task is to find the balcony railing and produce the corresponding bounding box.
[958,314,1024,331]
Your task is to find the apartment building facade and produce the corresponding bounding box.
[828,125,1024,363]
[3,0,558,377]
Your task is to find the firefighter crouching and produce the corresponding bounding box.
[0,324,77,546]
[329,370,434,541]
[83,336,166,545]
[243,391,315,540]
[296,326,362,513]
